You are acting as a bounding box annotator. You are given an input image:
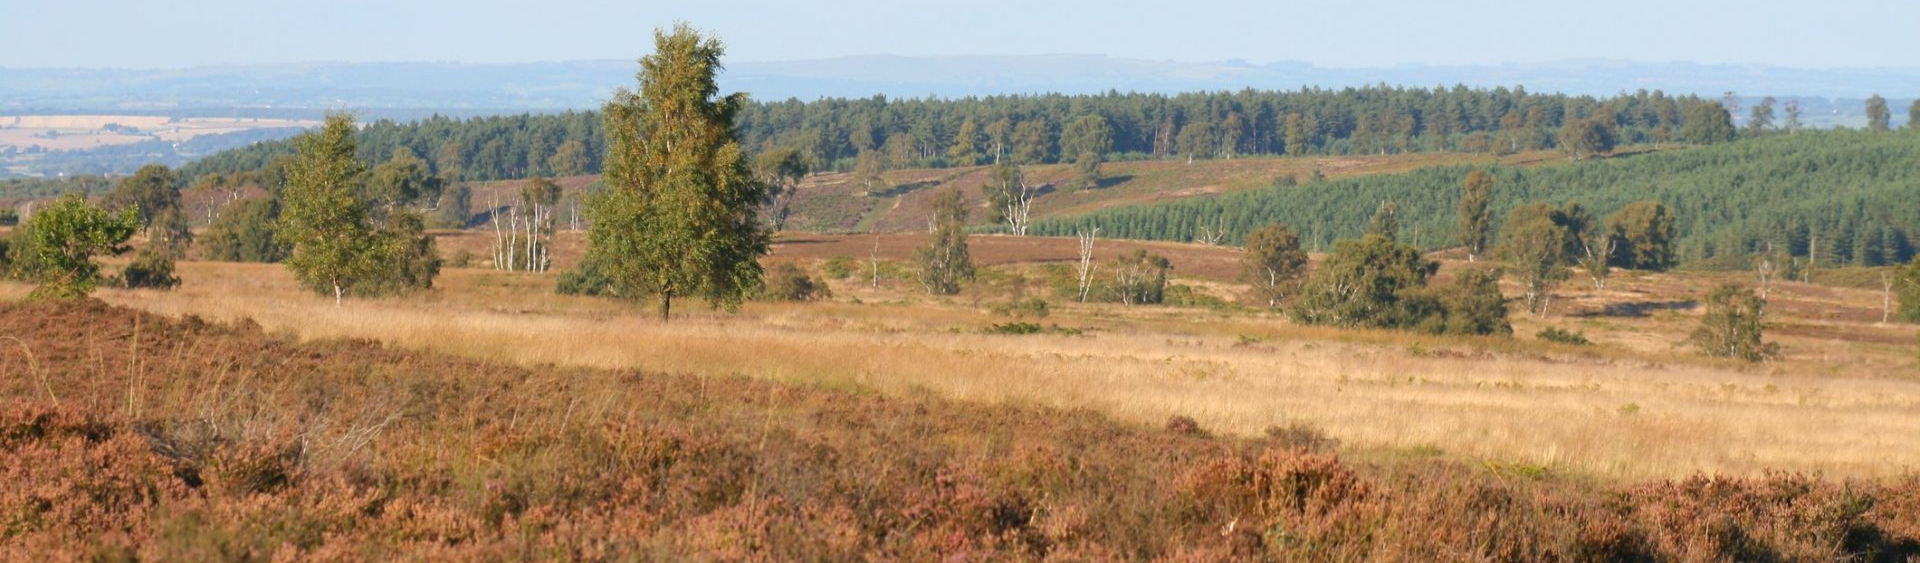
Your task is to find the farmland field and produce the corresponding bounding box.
[0,115,320,152]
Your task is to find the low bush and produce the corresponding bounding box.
[989,297,1049,319]
[821,255,855,279]
[117,249,180,290]
[760,262,832,302]
[1537,326,1593,346]
[1265,422,1341,452]
[555,255,615,296]
[981,321,1082,336]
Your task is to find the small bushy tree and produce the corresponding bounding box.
[1290,234,1434,328]
[1607,201,1676,271]
[1111,250,1171,306]
[1681,101,1736,145]
[1497,211,1571,315]
[103,164,180,233]
[1865,95,1891,132]
[914,187,974,295]
[1060,114,1112,189]
[280,114,440,304]
[1690,283,1778,361]
[1894,256,1920,323]
[759,262,832,302]
[1457,170,1494,261]
[755,147,809,231]
[1556,118,1616,160]
[1242,224,1308,308]
[118,248,180,290]
[6,193,139,300]
[201,198,288,263]
[1440,267,1512,336]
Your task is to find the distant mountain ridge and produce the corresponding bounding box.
[3,56,1914,114]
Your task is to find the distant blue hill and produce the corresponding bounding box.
[3,56,1914,115]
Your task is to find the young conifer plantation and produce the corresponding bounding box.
[4,8,1920,562]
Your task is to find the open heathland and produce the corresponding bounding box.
[4,298,1920,560]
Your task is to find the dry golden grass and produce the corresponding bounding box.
[23,250,1912,483]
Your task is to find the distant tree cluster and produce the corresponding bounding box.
[179,112,604,187]
[175,86,1749,188]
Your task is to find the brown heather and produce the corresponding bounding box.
[4,299,1920,561]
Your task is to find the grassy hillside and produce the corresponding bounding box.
[1032,131,1920,266]
[773,150,1563,233]
[453,151,1562,236]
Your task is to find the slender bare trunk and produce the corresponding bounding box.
[1884,273,1896,324]
[1076,228,1098,302]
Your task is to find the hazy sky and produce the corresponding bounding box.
[4,0,1917,69]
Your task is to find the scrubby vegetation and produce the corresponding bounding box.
[759,262,832,302]
[1536,326,1594,346]
[4,300,1919,560]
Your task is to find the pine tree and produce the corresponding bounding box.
[584,24,770,320]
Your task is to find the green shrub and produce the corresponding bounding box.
[984,321,1044,335]
[760,262,832,302]
[981,322,1082,336]
[200,197,287,263]
[445,249,475,268]
[1439,268,1512,336]
[556,255,616,297]
[8,193,139,300]
[118,248,180,290]
[989,297,1050,319]
[1690,283,1778,361]
[1291,234,1435,328]
[1110,250,1170,305]
[1537,326,1592,346]
[1165,284,1232,309]
[1265,422,1340,452]
[1897,257,1920,322]
[822,256,855,279]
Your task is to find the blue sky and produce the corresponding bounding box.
[3,0,1916,68]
